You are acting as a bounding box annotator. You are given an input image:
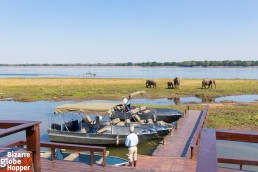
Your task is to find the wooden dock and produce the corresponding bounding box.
[2,106,256,172]
[39,109,203,172]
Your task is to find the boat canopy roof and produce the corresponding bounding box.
[54,102,117,115]
[129,90,146,98]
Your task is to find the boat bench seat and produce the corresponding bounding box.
[142,109,151,114]
[80,128,87,133]
[63,153,79,161]
[116,121,125,126]
[97,127,111,133]
[140,106,147,111]
[41,152,51,158]
[125,119,131,124]
[84,116,93,124]
[134,115,141,121]
[139,120,145,124]
[111,118,120,124]
[131,108,140,114]
[147,118,154,124]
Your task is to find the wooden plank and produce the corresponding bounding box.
[196,128,218,172]
[26,123,41,172]
[0,122,41,137]
[0,120,39,129]
[216,129,258,143]
[218,157,258,166]
[63,153,79,161]
[40,141,106,152]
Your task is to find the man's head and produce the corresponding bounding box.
[122,96,125,99]
[129,126,134,133]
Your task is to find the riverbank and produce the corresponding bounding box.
[0,78,257,101]
[155,102,258,131]
[0,78,257,131]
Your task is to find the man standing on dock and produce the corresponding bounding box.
[125,126,138,167]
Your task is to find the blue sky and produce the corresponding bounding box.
[0,0,258,64]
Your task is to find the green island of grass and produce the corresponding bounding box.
[0,78,257,131]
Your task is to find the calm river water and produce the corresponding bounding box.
[0,66,258,79]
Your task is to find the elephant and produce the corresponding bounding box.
[173,77,180,89]
[202,79,216,89]
[146,80,157,88]
[167,81,174,89]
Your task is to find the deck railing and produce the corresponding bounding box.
[196,128,258,172]
[0,120,41,172]
[0,120,107,172]
[190,105,209,159]
[2,140,107,167]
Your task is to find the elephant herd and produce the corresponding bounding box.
[146,78,216,89]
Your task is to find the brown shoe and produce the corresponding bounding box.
[134,160,137,167]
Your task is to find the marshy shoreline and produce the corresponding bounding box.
[0,78,257,131]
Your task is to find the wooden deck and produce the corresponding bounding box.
[2,108,248,172]
[41,109,203,172]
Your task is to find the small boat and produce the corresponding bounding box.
[83,72,96,77]
[48,102,157,146]
[111,90,183,123]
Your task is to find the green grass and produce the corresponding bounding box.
[0,78,257,101]
[150,103,258,131]
[0,78,258,130]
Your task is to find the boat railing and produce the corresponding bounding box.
[196,128,258,172]
[190,105,209,159]
[2,140,107,167]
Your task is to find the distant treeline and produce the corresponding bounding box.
[1,60,258,67]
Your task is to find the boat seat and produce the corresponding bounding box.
[96,151,109,165]
[143,109,151,114]
[125,119,131,124]
[84,116,93,124]
[103,121,111,125]
[80,128,87,133]
[63,153,79,161]
[134,115,141,121]
[97,127,111,133]
[40,152,51,158]
[131,108,140,114]
[111,118,120,124]
[51,123,61,130]
[116,121,125,126]
[140,106,147,111]
[147,118,154,124]
[140,120,145,124]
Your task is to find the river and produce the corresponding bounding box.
[0,66,258,79]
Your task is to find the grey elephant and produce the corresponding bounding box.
[173,77,180,89]
[202,79,216,89]
[146,80,157,88]
[167,81,174,89]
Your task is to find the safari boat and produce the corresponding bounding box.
[48,102,157,146]
[111,90,183,123]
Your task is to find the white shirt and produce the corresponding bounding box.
[125,133,138,147]
[123,97,128,104]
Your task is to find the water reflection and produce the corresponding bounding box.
[76,95,257,106]
[217,140,258,171]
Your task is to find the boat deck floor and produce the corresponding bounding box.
[41,110,238,172]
